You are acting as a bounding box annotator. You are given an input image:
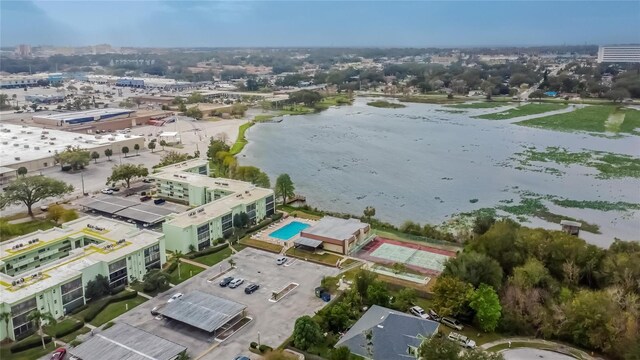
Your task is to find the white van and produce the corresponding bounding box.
[276,256,287,265]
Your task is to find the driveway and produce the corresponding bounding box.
[116,247,339,359]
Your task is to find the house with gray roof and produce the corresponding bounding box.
[335,305,439,360]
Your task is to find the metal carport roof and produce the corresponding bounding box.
[114,204,175,224]
[294,236,323,248]
[160,291,246,333]
[79,196,139,214]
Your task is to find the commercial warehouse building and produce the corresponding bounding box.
[33,108,136,127]
[0,216,166,341]
[0,123,144,172]
[151,160,275,252]
[69,322,186,360]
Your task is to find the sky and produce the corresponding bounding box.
[1,0,639,47]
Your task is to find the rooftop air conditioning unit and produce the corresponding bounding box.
[11,136,17,139]
[108,137,115,141]
[26,131,33,134]
[1,141,7,145]
[34,146,40,150]
[24,145,29,148]
[15,157,20,160]
[50,137,56,140]
[49,142,55,145]
[20,130,26,133]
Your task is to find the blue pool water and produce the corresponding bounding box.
[269,221,310,241]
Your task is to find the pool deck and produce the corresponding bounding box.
[251,216,317,252]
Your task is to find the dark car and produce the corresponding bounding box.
[154,198,166,205]
[140,196,151,202]
[244,284,260,294]
[219,276,234,287]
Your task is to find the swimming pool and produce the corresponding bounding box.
[269,221,310,241]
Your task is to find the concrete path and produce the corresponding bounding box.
[179,258,209,269]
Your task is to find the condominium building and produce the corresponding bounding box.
[151,160,275,253]
[597,46,640,63]
[0,217,166,341]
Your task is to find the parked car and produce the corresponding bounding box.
[447,332,476,348]
[219,276,234,287]
[234,357,250,360]
[276,256,287,265]
[229,278,244,288]
[40,206,49,211]
[244,284,260,294]
[441,316,464,331]
[409,306,429,319]
[154,198,166,205]
[428,309,441,322]
[151,305,161,316]
[143,178,153,183]
[108,187,120,192]
[167,292,183,303]
[51,347,66,360]
[140,195,151,202]
[101,188,114,195]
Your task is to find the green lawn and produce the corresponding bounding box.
[229,121,254,155]
[239,237,284,253]
[476,103,567,120]
[89,295,148,327]
[367,100,406,108]
[448,101,514,109]
[516,105,637,134]
[0,219,56,242]
[254,114,275,122]
[191,247,234,266]
[285,248,342,266]
[0,337,57,360]
[43,318,82,337]
[168,262,205,284]
[59,326,90,343]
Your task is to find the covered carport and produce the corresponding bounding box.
[293,236,324,252]
[79,196,177,226]
[160,291,247,338]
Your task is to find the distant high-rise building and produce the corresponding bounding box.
[597,46,640,63]
[15,44,31,57]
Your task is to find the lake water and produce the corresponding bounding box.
[241,98,640,247]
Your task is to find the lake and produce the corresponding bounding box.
[241,98,640,247]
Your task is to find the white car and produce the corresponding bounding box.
[276,257,287,265]
[409,306,429,319]
[229,278,244,288]
[167,293,183,303]
[101,188,114,195]
[448,332,476,348]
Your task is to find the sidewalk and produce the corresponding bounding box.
[481,337,597,359]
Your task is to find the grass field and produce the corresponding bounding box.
[0,337,57,360]
[476,103,567,120]
[0,219,56,242]
[168,262,205,284]
[285,248,342,266]
[89,295,148,326]
[448,101,514,109]
[516,105,640,134]
[191,247,234,266]
[240,237,284,253]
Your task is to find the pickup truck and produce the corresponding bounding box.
[447,332,476,348]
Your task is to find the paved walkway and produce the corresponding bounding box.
[180,257,209,269]
[481,337,597,359]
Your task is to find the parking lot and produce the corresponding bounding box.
[116,247,339,359]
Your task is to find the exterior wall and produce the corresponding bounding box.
[163,222,194,253]
[323,242,344,254]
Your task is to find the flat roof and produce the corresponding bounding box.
[294,237,323,248]
[33,108,134,121]
[301,216,368,242]
[0,123,142,167]
[160,291,246,333]
[69,322,186,360]
[79,196,139,214]
[0,216,163,304]
[115,204,176,224]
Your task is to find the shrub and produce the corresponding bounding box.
[250,341,258,349]
[84,291,138,322]
[69,304,88,315]
[166,261,178,273]
[10,335,52,353]
[246,218,273,233]
[69,339,82,347]
[110,285,126,295]
[54,320,84,338]
[186,243,229,259]
[112,290,137,301]
[102,321,115,330]
[258,344,273,353]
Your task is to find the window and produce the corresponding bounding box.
[221,214,233,234]
[108,258,128,287]
[266,195,275,216]
[196,224,211,250]
[11,298,36,338]
[144,244,161,270]
[247,203,257,224]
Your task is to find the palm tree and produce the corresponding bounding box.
[176,350,191,360]
[148,142,156,153]
[160,140,167,151]
[134,144,140,155]
[174,251,184,279]
[27,310,56,349]
[0,311,12,340]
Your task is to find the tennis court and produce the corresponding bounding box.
[354,237,456,275]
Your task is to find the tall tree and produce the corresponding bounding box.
[0,176,73,217]
[142,269,170,292]
[354,269,377,300]
[122,146,130,158]
[134,143,140,155]
[174,251,184,280]
[443,251,504,290]
[56,146,90,170]
[106,164,149,188]
[148,141,156,153]
[104,148,113,161]
[27,311,56,349]
[16,167,27,177]
[432,276,474,317]
[85,274,110,300]
[91,151,100,163]
[363,206,376,222]
[292,316,323,350]
[418,335,460,360]
[469,284,502,332]
[366,281,390,307]
[160,140,167,151]
[275,173,295,205]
